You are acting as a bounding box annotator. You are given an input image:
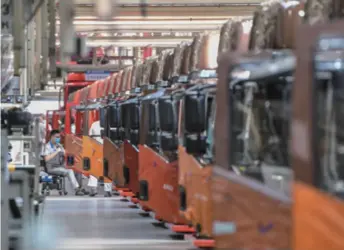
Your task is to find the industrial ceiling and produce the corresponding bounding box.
[57,0,261,46]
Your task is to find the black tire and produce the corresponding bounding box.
[64,191,68,195]
[59,191,63,196]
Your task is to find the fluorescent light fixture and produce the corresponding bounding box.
[56,38,192,47]
[55,20,226,25]
[72,16,236,20]
[95,0,116,19]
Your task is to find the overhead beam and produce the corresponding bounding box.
[73,0,262,5]
[73,5,256,17]
[56,64,120,72]
[57,27,221,33]
[56,20,226,32]
[56,35,194,40]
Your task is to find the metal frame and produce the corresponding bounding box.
[1,118,42,249]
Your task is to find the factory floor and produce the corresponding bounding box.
[32,194,195,250]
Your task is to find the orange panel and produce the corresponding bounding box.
[211,167,291,250]
[88,81,99,100]
[139,145,188,225]
[102,76,111,98]
[73,90,81,104]
[123,140,139,195]
[82,136,104,178]
[293,182,344,250]
[103,137,126,186]
[80,86,90,104]
[108,73,118,96]
[96,80,105,99]
[65,134,89,176]
[178,146,213,237]
[67,73,85,82]
[115,71,124,94]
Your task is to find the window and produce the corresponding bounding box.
[315,44,344,198]
[229,66,292,190]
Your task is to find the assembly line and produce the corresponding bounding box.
[2,0,344,250]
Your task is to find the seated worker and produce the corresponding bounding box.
[87,119,112,197]
[44,129,84,196]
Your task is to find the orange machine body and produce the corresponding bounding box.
[138,51,191,224]
[81,80,109,179]
[292,21,344,250]
[105,70,132,189]
[66,85,91,175]
[139,145,188,225]
[178,146,213,235]
[121,69,143,194]
[65,88,90,176]
[210,52,292,249]
[124,139,140,195]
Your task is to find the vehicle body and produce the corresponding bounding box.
[175,34,221,242]
[82,80,105,179]
[59,73,94,110]
[292,20,344,250]
[104,69,131,189]
[65,85,91,175]
[122,60,156,197]
[208,3,307,248]
[138,50,189,222]
[211,48,296,250]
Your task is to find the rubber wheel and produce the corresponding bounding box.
[59,191,63,196]
[64,191,68,195]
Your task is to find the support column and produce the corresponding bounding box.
[59,0,75,81]
[27,22,35,99]
[41,0,48,90]
[35,8,42,91]
[48,0,56,81]
[13,0,25,76]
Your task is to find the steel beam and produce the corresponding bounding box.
[59,0,75,80]
[41,0,48,90]
[27,22,35,99]
[13,0,25,76]
[63,35,194,41]
[56,64,120,72]
[35,8,42,91]
[73,5,256,17]
[73,0,262,5]
[48,0,57,79]
[58,26,220,33]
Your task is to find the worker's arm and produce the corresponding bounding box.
[44,150,60,162]
[43,144,62,162]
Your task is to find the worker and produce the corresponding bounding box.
[43,129,84,196]
[38,114,51,155]
[71,116,76,134]
[87,119,112,197]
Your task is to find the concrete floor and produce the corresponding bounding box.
[31,195,195,250]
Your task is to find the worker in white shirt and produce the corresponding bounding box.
[87,119,112,197]
[38,114,51,155]
[71,116,76,134]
